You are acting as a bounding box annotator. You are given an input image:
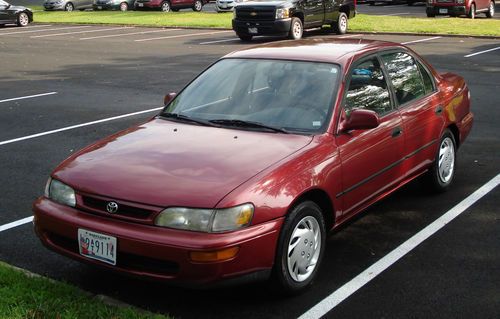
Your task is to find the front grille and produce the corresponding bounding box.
[46,232,179,276]
[236,6,276,21]
[80,195,156,221]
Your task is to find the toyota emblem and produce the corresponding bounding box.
[106,202,119,214]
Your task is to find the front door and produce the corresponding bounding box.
[336,55,406,216]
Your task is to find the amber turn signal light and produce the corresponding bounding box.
[189,247,239,262]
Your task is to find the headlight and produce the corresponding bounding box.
[275,8,289,19]
[46,178,76,207]
[155,203,254,233]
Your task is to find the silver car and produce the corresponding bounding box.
[43,0,93,11]
[215,0,245,12]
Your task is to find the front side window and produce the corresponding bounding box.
[381,52,426,105]
[344,57,392,115]
[163,58,340,133]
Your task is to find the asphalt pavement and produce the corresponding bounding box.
[0,22,499,319]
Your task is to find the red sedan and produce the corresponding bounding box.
[33,39,473,293]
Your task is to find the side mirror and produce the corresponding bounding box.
[340,109,380,132]
[163,92,177,106]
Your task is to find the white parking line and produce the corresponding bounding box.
[0,26,92,36]
[401,36,442,45]
[31,26,134,38]
[200,38,239,45]
[0,92,58,104]
[80,28,180,40]
[464,46,500,58]
[298,173,500,319]
[0,107,163,147]
[0,216,33,233]
[135,30,232,42]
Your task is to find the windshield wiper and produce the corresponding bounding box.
[159,113,216,127]
[209,119,289,134]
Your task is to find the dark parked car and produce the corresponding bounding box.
[34,39,473,293]
[426,0,495,18]
[93,0,136,11]
[0,0,32,27]
[134,0,206,11]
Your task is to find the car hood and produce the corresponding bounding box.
[54,118,313,208]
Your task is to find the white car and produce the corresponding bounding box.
[215,0,244,12]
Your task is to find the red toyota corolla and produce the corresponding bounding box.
[33,39,473,293]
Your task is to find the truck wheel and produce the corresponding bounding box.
[288,17,303,40]
[486,1,494,18]
[468,3,475,19]
[332,12,348,35]
[237,33,252,41]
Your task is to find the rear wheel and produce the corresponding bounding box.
[288,17,303,40]
[119,2,128,11]
[273,201,326,294]
[237,33,252,41]
[160,1,170,12]
[192,0,203,11]
[17,12,29,27]
[486,1,495,17]
[425,129,457,192]
[64,2,74,11]
[332,12,348,34]
[468,3,475,18]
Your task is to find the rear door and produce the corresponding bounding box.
[303,0,326,27]
[336,55,406,217]
[380,51,444,178]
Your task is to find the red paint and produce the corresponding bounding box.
[33,39,473,285]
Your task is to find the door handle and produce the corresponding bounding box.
[392,126,403,138]
[435,105,443,115]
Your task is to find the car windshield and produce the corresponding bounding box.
[162,58,340,134]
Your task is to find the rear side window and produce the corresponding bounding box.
[381,52,426,105]
[417,61,435,94]
[344,57,393,116]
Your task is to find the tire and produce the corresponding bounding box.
[425,129,457,193]
[17,12,29,27]
[160,1,170,12]
[332,12,348,35]
[119,2,128,11]
[486,0,495,18]
[273,201,326,294]
[192,0,203,11]
[237,33,252,41]
[468,3,475,18]
[288,17,303,40]
[64,2,74,11]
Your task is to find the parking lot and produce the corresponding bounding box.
[1,18,499,319]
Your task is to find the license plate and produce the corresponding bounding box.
[222,3,227,8]
[138,2,144,6]
[439,8,448,14]
[97,5,102,9]
[248,27,258,34]
[78,229,117,265]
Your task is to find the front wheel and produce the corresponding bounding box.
[486,1,495,18]
[273,201,326,294]
[288,17,303,40]
[468,3,475,18]
[64,2,74,11]
[192,0,203,11]
[425,129,457,192]
[119,2,128,11]
[332,12,348,34]
[160,1,170,12]
[17,12,29,27]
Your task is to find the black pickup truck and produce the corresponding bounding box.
[232,0,356,41]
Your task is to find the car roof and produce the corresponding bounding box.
[224,38,406,66]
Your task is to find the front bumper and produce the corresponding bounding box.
[33,197,283,285]
[216,3,235,11]
[232,18,291,36]
[427,5,467,16]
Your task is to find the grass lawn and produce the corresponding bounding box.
[0,262,169,319]
[32,9,500,36]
